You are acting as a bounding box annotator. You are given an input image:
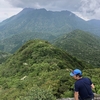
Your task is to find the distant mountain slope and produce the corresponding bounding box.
[87,19,100,27]
[0,31,55,53]
[0,8,99,40]
[53,29,100,67]
[87,19,100,36]
[0,51,10,64]
[0,39,92,99]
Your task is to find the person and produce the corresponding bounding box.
[70,69,95,100]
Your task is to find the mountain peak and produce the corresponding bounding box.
[22,8,47,12]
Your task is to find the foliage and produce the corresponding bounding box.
[19,86,56,100]
[0,51,11,64]
[0,8,100,100]
[53,29,100,67]
[0,39,94,99]
[83,68,100,94]
[0,32,55,53]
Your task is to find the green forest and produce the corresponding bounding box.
[53,30,100,67]
[0,8,100,100]
[0,39,100,100]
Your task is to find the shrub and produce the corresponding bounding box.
[19,86,56,100]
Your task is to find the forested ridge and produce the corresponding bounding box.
[53,30,100,67]
[0,40,100,100]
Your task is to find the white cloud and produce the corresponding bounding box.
[5,0,81,11]
[73,12,89,21]
[0,0,22,22]
[0,8,22,22]
[78,0,100,20]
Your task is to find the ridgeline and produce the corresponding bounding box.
[53,29,100,67]
[0,39,92,99]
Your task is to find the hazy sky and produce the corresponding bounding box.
[0,0,100,22]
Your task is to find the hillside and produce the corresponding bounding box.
[0,39,92,99]
[87,19,100,27]
[53,29,100,67]
[0,51,10,64]
[0,8,99,41]
[0,31,55,53]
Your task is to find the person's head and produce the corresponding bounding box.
[70,69,82,80]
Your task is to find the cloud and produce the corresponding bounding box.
[5,0,82,11]
[2,0,100,20]
[0,0,22,22]
[77,0,100,20]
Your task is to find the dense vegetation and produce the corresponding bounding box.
[0,32,55,53]
[0,8,100,100]
[0,39,95,100]
[0,51,10,64]
[53,29,100,67]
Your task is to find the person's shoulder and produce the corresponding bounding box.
[82,77,90,80]
[82,77,92,83]
[75,78,83,84]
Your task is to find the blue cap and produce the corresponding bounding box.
[70,69,82,76]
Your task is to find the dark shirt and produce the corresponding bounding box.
[75,77,94,99]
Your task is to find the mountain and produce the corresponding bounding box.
[87,19,100,36]
[0,51,10,64]
[0,31,55,53]
[0,8,99,41]
[87,19,100,27]
[0,39,92,99]
[53,29,100,67]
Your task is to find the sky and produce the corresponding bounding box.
[0,0,100,22]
